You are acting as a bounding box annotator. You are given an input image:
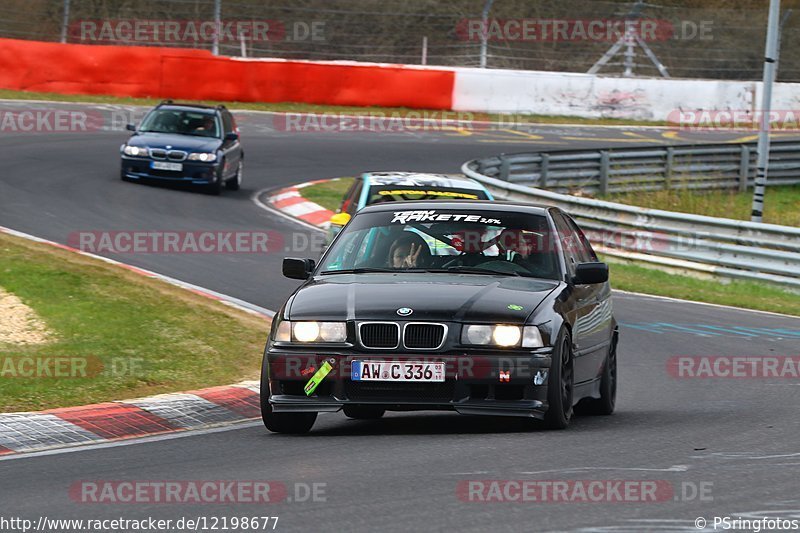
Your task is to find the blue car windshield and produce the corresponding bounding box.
[319,208,562,280]
[139,110,220,138]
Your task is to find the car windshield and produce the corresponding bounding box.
[319,208,561,280]
[139,109,220,138]
[366,185,490,205]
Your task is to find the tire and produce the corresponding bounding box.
[578,336,617,416]
[343,405,385,420]
[544,329,574,430]
[260,381,317,434]
[225,159,242,191]
[206,172,223,195]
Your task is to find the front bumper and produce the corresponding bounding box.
[266,350,553,419]
[120,156,219,185]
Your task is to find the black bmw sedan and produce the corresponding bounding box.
[120,101,243,194]
[261,200,618,433]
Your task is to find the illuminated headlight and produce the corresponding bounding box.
[187,152,217,162]
[273,321,347,343]
[122,145,148,157]
[462,325,543,348]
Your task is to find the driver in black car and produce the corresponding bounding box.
[387,232,430,268]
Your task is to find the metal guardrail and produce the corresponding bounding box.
[462,151,800,288]
[474,140,800,194]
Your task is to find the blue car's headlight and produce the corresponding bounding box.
[122,145,148,157]
[187,152,217,162]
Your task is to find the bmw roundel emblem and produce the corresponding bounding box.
[396,307,413,317]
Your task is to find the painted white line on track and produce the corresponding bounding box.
[612,289,800,320]
[0,420,262,462]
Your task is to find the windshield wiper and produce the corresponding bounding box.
[430,266,530,277]
[320,267,395,275]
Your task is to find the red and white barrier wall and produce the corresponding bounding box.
[2,37,800,121]
[0,38,454,110]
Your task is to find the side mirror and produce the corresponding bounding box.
[573,262,609,285]
[283,257,315,280]
[224,132,239,141]
[125,124,136,131]
[329,212,351,227]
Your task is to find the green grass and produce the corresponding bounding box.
[302,177,354,212]
[0,233,269,412]
[605,257,800,316]
[0,88,666,126]
[604,185,800,227]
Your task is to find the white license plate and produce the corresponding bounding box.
[351,361,445,382]
[151,161,183,171]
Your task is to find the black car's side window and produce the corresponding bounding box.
[563,214,598,263]
[552,211,580,277]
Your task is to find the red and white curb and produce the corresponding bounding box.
[0,382,260,455]
[0,224,274,455]
[267,179,336,228]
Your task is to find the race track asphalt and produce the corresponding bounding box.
[1,101,799,532]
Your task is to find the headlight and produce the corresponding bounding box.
[122,145,148,157]
[273,320,347,343]
[187,152,217,162]
[462,325,543,348]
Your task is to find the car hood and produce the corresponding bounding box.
[285,273,559,324]
[126,132,221,152]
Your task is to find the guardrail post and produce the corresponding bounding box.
[739,145,750,192]
[599,151,610,196]
[540,153,550,188]
[665,146,674,190]
[499,155,510,180]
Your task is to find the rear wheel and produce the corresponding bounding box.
[343,405,385,420]
[544,329,574,429]
[260,382,316,434]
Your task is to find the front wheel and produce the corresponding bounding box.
[260,390,316,434]
[578,336,617,416]
[543,329,574,429]
[225,160,242,191]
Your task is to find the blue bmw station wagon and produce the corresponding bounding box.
[120,101,243,194]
